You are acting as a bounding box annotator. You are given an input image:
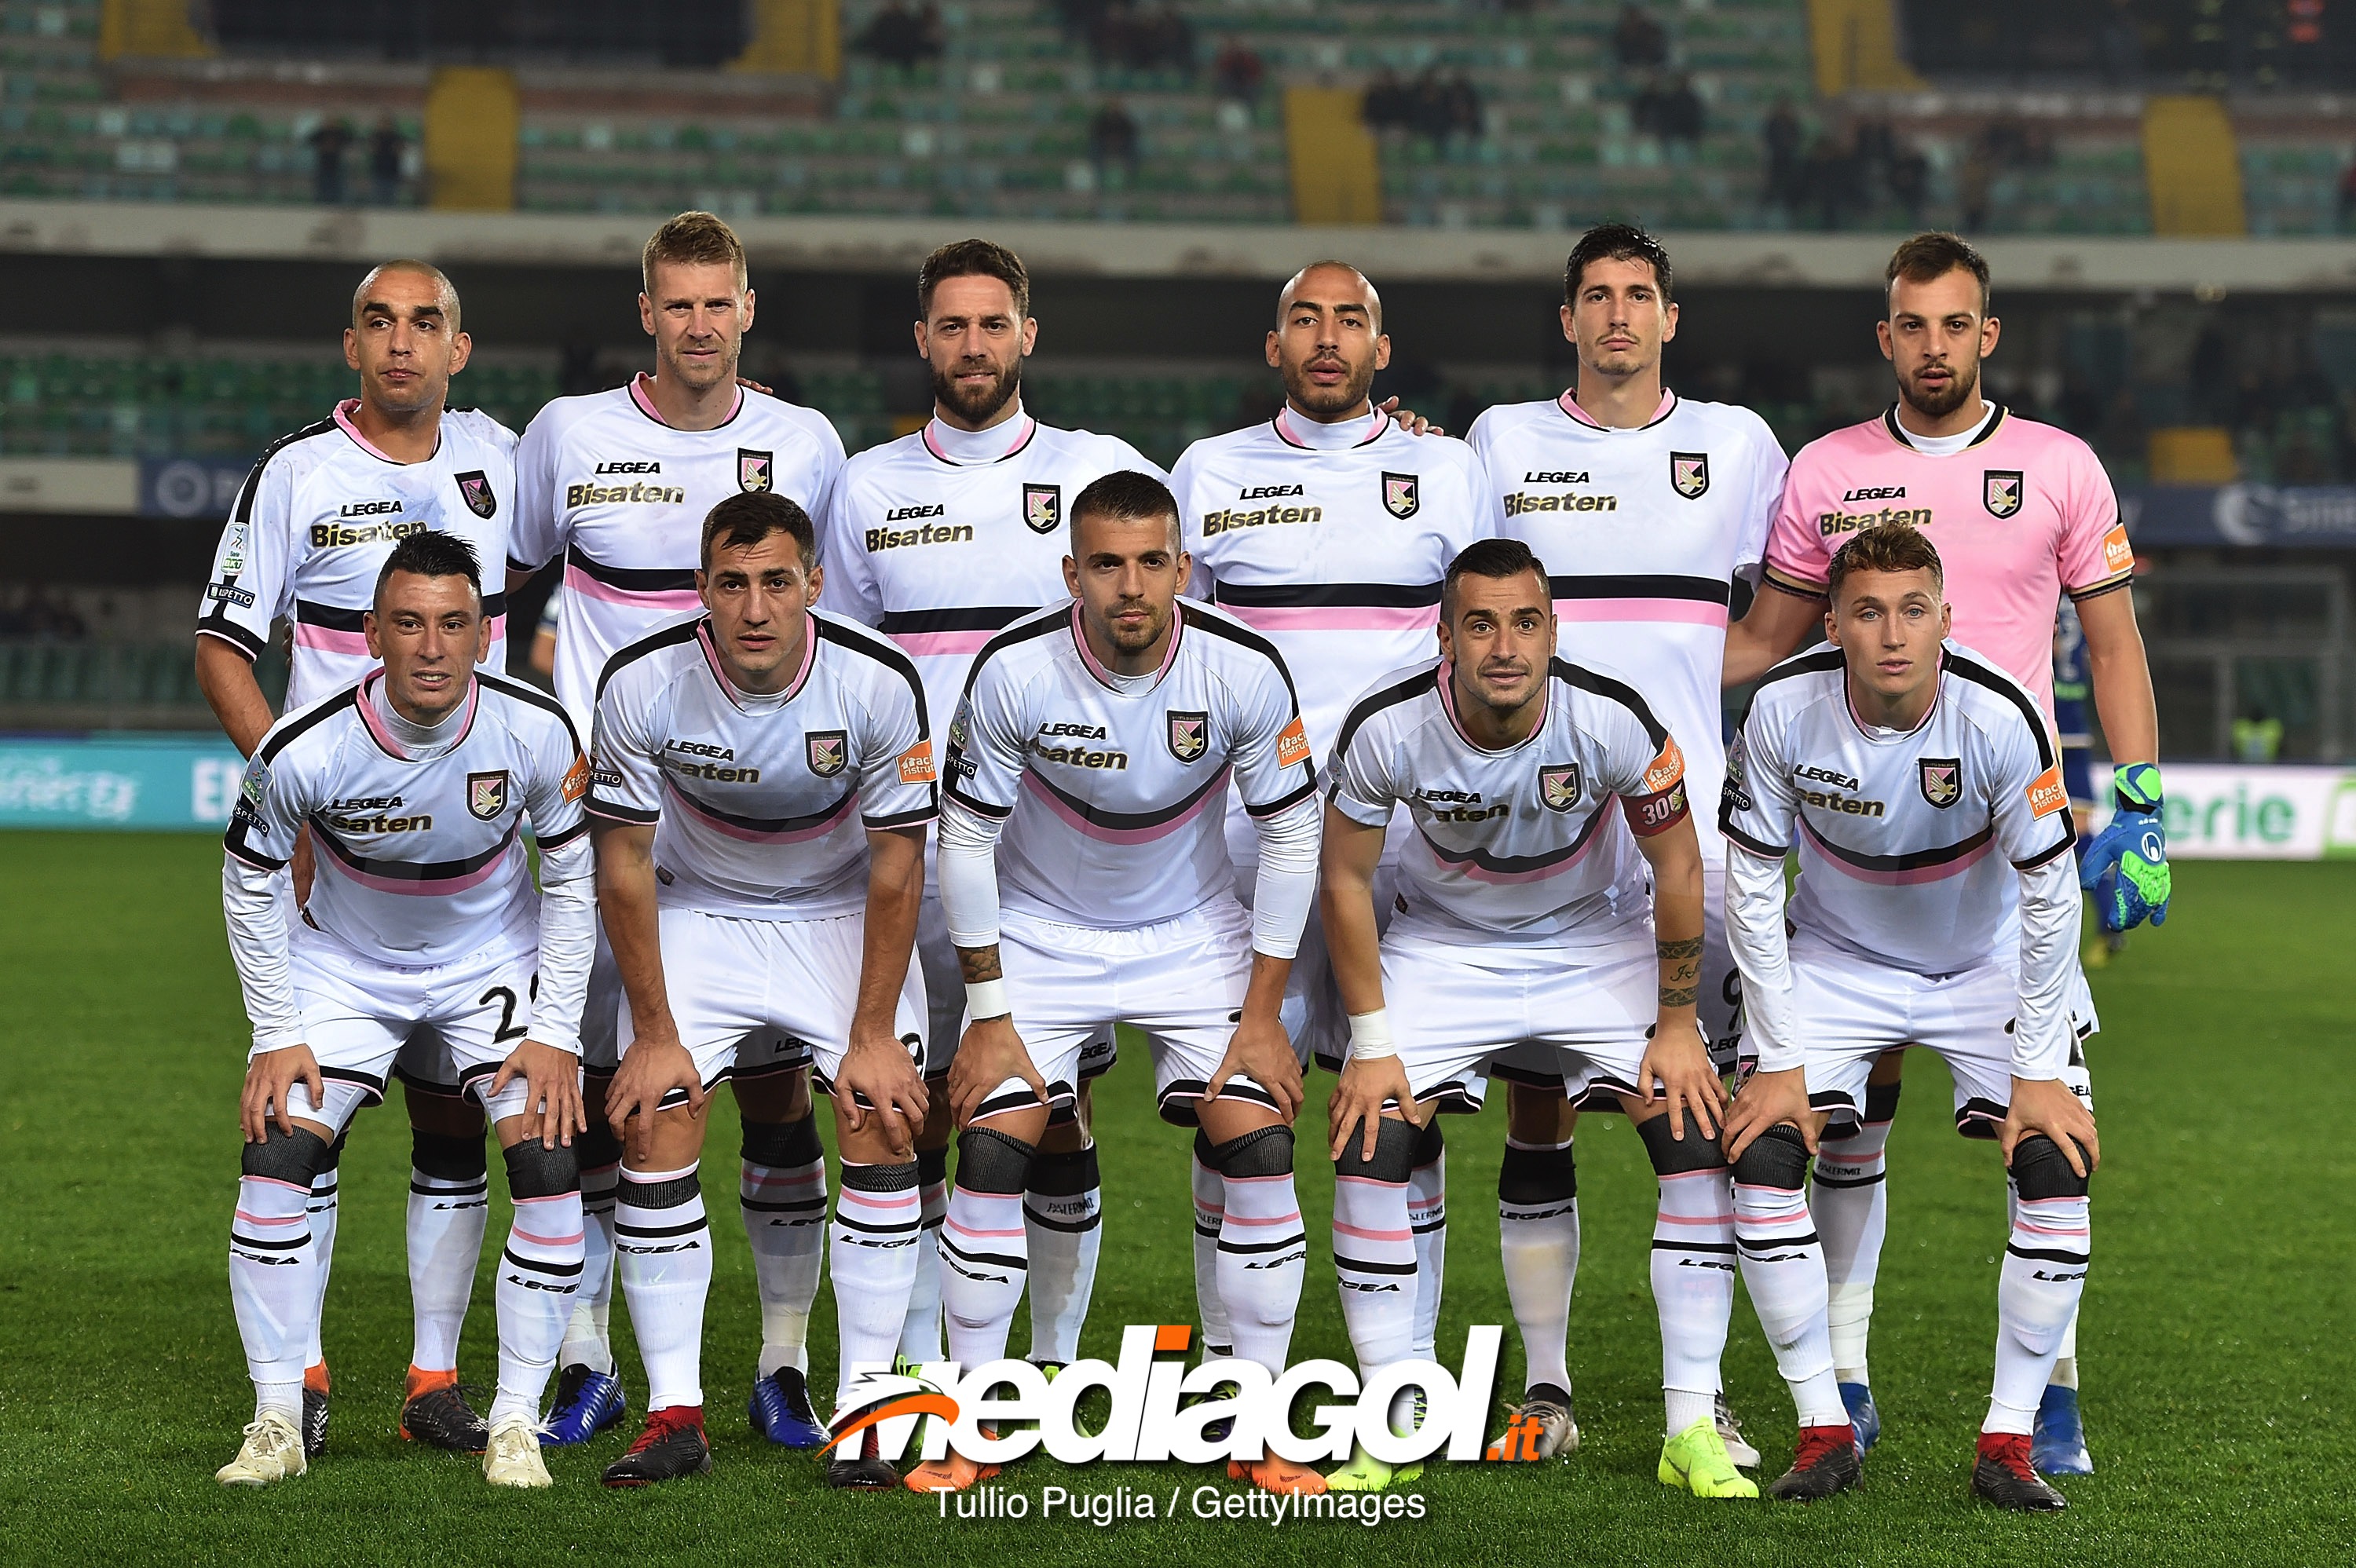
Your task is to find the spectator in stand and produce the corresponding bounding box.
[1612,3,1670,69]
[1801,126,1857,230]
[854,0,943,70]
[367,115,405,207]
[1959,139,1996,232]
[1363,68,1412,133]
[1443,71,1484,139]
[307,117,353,206]
[1763,97,1805,212]
[1633,71,1703,151]
[1141,2,1195,75]
[16,583,88,641]
[1090,98,1142,176]
[1213,37,1265,103]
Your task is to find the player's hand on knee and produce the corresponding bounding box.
[836,1032,928,1155]
[1639,1022,1725,1141]
[949,1015,1044,1130]
[2003,1074,2099,1178]
[605,1032,702,1140]
[492,1040,587,1150]
[1328,1055,1414,1162]
[241,1045,324,1142]
[1208,1012,1302,1121]
[1721,1066,1815,1163]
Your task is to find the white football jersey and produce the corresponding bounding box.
[197,402,518,709]
[1330,656,1692,952]
[510,375,848,733]
[589,609,935,919]
[1467,390,1787,864]
[1721,641,2077,973]
[225,670,589,966]
[1173,408,1490,768]
[945,599,1317,930]
[820,408,1164,735]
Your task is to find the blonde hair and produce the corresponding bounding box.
[642,210,748,298]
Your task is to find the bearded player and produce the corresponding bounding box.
[216,534,592,1490]
[196,260,518,1458]
[1170,261,1487,1386]
[1725,232,2164,1473]
[821,239,1161,1378]
[1462,224,1787,1464]
[509,211,850,1448]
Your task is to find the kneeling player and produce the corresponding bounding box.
[1323,539,1753,1498]
[935,471,1323,1496]
[589,492,935,1488]
[218,534,594,1489]
[1721,523,2098,1511]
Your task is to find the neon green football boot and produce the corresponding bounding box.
[1659,1416,1760,1499]
[1324,1441,1424,1492]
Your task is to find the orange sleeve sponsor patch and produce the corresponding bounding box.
[562,755,591,802]
[2101,523,2133,576]
[897,740,938,785]
[2025,766,2069,819]
[1275,715,1312,769]
[1642,734,1686,796]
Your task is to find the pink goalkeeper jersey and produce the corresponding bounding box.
[1760,404,2134,719]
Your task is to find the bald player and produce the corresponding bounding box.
[196,258,519,1459]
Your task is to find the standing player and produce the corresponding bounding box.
[821,239,1161,1376]
[934,472,1323,1496]
[1171,261,1486,1379]
[1322,539,1776,1498]
[1724,233,2164,1471]
[1463,224,1787,1460]
[509,211,850,1448]
[215,534,593,1490]
[1721,524,2099,1511]
[587,494,935,1487]
[195,260,518,1458]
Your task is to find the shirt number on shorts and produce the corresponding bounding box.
[480,984,530,1044]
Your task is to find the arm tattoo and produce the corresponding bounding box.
[957,945,1003,984]
[1658,935,1700,1009]
[1659,983,1700,1009]
[1656,936,1703,961]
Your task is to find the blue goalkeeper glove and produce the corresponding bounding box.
[2079,762,2170,932]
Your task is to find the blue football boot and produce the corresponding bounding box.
[749,1365,829,1449]
[1839,1380,1881,1457]
[543,1362,627,1446]
[2032,1384,2094,1475]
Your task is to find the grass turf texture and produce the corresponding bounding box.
[2,834,2349,1566]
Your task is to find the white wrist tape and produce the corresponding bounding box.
[965,978,1012,1022]
[1348,1008,1396,1061]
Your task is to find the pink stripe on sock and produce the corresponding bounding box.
[514,1228,585,1247]
[1333,1222,1412,1242]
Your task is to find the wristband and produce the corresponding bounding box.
[1347,1008,1396,1061]
[965,978,1012,1022]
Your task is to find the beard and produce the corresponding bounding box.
[1280,354,1377,418]
[1899,356,1979,421]
[932,356,1022,427]
[1103,600,1169,655]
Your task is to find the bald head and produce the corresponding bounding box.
[1277,260,1381,333]
[353,260,461,334]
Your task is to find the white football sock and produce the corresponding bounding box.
[614,1162,712,1412]
[1497,1136,1579,1394]
[1648,1157,1735,1437]
[561,1143,620,1376]
[939,1182,1029,1368]
[492,1189,584,1425]
[832,1160,924,1405]
[407,1131,489,1373]
[1731,1142,1843,1427]
[230,1171,314,1426]
[1987,1188,2090,1435]
[1191,1133,1234,1361]
[1813,1087,1895,1385]
[741,1116,827,1380]
[898,1146,948,1361]
[302,1139,341,1369]
[1407,1123,1447,1361]
[1214,1142,1305,1376]
[1023,1142,1103,1365]
[1332,1163,1417,1377]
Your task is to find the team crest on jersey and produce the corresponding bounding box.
[455,470,498,519]
[1919,757,1962,808]
[1984,470,2024,518]
[1166,710,1209,763]
[466,770,509,821]
[1382,472,1420,519]
[806,729,848,778]
[1024,483,1062,535]
[739,449,774,494]
[1539,763,1582,812]
[1670,451,1710,499]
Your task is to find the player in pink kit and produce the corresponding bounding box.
[1725,233,2168,1474]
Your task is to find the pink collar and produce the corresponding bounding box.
[697,615,817,710]
[631,371,743,429]
[1436,660,1548,753]
[923,411,1036,466]
[1273,404,1388,450]
[1070,601,1184,692]
[355,668,478,760]
[334,398,437,464]
[1556,387,1675,429]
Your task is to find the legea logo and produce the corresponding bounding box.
[830,1325,1514,1467]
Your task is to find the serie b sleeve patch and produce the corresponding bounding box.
[1275,715,1312,769]
[897,740,938,785]
[1641,734,1687,795]
[2102,522,2133,576]
[2026,766,2069,819]
[562,755,591,803]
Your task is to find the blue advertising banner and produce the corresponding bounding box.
[2122,485,2356,549]
[0,732,247,830]
[140,456,258,520]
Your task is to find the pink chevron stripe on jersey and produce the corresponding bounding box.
[891,629,1000,658]
[1553,597,1729,627]
[1021,763,1229,844]
[562,561,703,612]
[1215,602,1438,633]
[294,622,373,656]
[1799,817,1995,886]
[666,777,855,845]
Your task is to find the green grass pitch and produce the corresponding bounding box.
[2,834,2349,1566]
